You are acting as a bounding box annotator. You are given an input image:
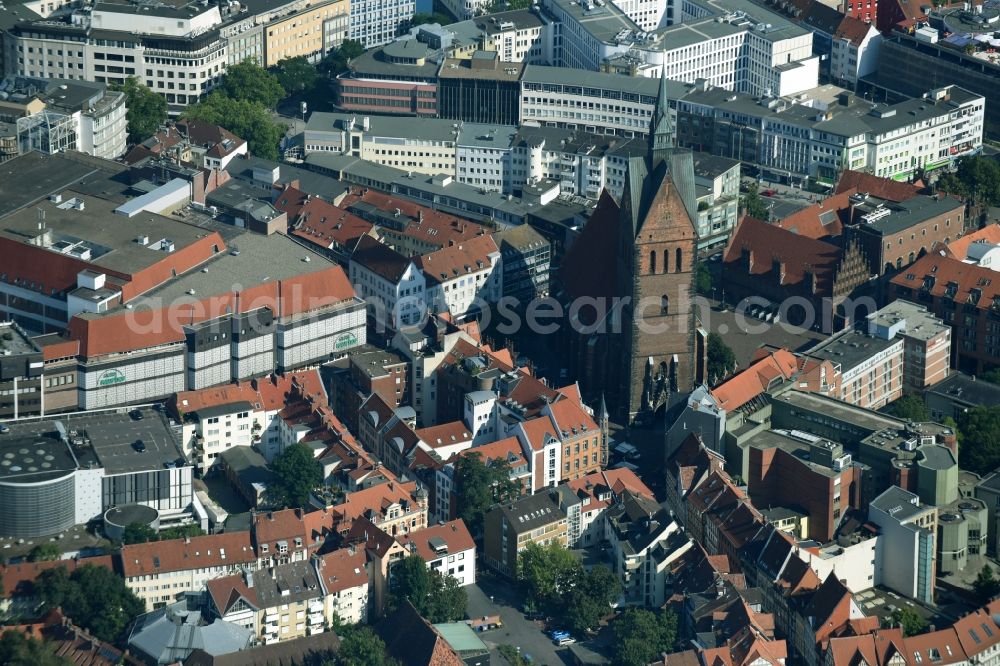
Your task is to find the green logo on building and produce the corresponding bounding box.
[97,369,126,387]
[334,332,358,351]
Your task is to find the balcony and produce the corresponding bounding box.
[308,600,324,614]
[308,612,324,625]
[308,625,325,636]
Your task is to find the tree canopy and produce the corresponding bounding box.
[27,543,62,562]
[936,156,1000,207]
[0,631,71,666]
[695,262,714,296]
[884,395,930,422]
[113,77,167,144]
[319,40,365,76]
[275,57,320,94]
[220,60,286,109]
[707,333,736,383]
[335,626,390,666]
[517,543,621,635]
[35,565,144,643]
[957,406,1000,475]
[453,452,521,536]
[612,608,679,666]
[410,11,454,26]
[740,184,769,220]
[122,523,158,545]
[891,607,929,637]
[389,555,467,623]
[182,92,287,161]
[266,442,323,508]
[975,564,1000,603]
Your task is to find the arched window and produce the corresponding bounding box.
[908,251,915,264]
[663,249,670,274]
[661,294,670,315]
[896,257,903,269]
[675,248,683,273]
[650,251,656,274]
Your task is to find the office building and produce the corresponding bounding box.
[0,406,195,539]
[348,0,414,47]
[866,300,951,394]
[0,76,127,160]
[262,0,349,67]
[437,53,523,126]
[868,486,937,603]
[676,82,983,185]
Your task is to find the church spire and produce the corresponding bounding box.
[651,62,674,167]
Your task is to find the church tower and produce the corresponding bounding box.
[612,64,698,422]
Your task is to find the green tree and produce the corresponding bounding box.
[27,543,62,562]
[275,56,320,94]
[264,442,323,508]
[884,395,930,422]
[389,555,467,623]
[337,625,389,666]
[0,631,72,666]
[113,77,167,144]
[517,542,581,614]
[410,11,454,25]
[983,368,1000,385]
[707,332,736,383]
[695,262,714,296]
[158,524,206,541]
[937,155,1000,207]
[975,564,1000,603]
[498,644,528,666]
[612,608,679,666]
[319,39,365,76]
[740,183,770,220]
[487,0,531,11]
[453,452,521,536]
[892,607,929,637]
[36,565,144,643]
[122,522,158,545]
[221,59,286,109]
[957,406,1000,475]
[183,93,287,161]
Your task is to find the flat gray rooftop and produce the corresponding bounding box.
[0,152,123,219]
[804,330,901,373]
[0,187,211,276]
[868,300,948,343]
[0,432,80,483]
[0,323,41,356]
[129,232,335,310]
[71,407,184,475]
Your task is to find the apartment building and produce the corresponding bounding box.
[492,224,551,301]
[121,532,257,611]
[397,519,477,587]
[889,253,1000,375]
[866,300,951,393]
[482,486,574,577]
[677,83,984,185]
[262,0,349,67]
[208,559,326,644]
[316,546,371,625]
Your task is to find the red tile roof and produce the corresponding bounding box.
[835,171,921,202]
[120,532,255,577]
[772,191,853,239]
[316,546,369,594]
[332,480,420,527]
[710,348,799,411]
[834,14,876,45]
[291,196,375,252]
[171,369,326,416]
[273,185,311,221]
[397,520,475,561]
[415,235,499,285]
[341,189,488,248]
[724,217,843,292]
[415,420,472,449]
[68,266,356,357]
[891,252,1000,313]
[942,224,1000,259]
[252,509,308,552]
[454,436,527,468]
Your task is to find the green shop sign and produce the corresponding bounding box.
[334,332,358,351]
[97,369,126,387]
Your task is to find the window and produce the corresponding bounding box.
[649,251,656,274]
[661,295,669,315]
[675,248,682,272]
